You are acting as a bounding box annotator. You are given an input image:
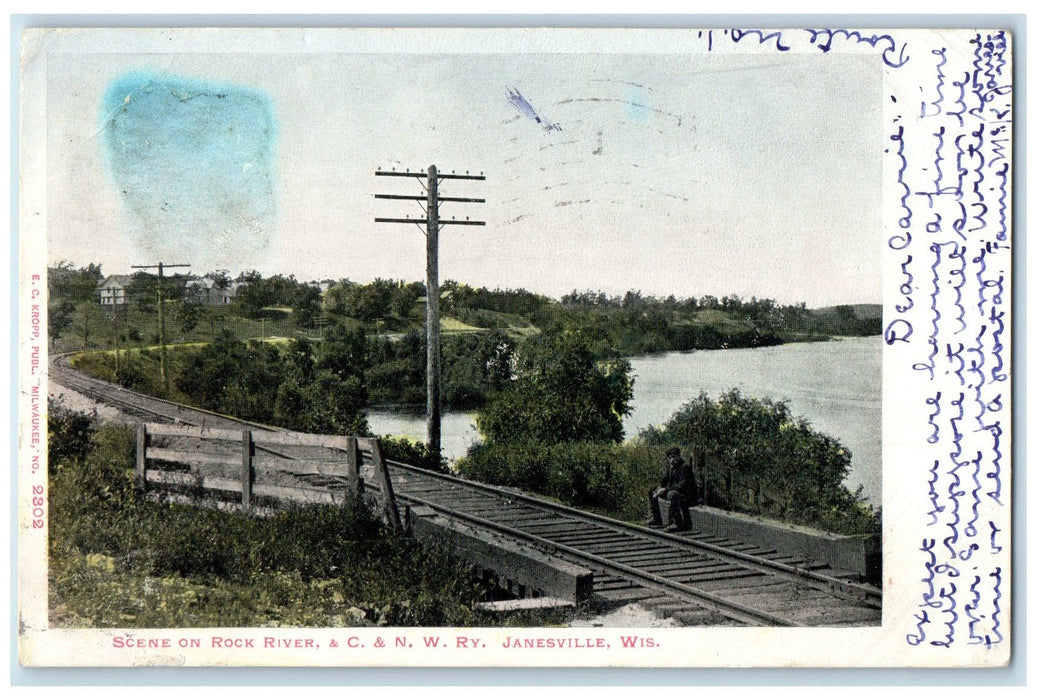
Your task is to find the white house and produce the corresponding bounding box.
[96,274,133,307]
[186,275,237,305]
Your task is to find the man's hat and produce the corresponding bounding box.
[666,447,681,457]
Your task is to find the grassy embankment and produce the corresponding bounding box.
[47,406,573,627]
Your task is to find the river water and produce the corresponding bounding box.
[368,335,882,507]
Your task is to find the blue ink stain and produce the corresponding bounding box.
[624,86,650,124]
[100,71,277,264]
[506,87,562,132]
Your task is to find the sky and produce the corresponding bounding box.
[46,36,882,307]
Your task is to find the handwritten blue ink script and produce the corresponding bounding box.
[881,30,1012,656]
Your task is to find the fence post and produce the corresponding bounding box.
[135,423,147,490]
[368,438,402,531]
[241,429,254,510]
[344,436,359,498]
[694,446,706,505]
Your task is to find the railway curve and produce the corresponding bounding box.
[49,353,882,627]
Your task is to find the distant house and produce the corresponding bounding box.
[187,276,237,306]
[97,274,133,307]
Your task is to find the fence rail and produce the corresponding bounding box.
[134,422,401,528]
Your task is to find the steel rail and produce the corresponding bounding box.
[51,354,880,617]
[51,353,284,434]
[387,461,881,607]
[396,489,795,626]
[50,356,300,463]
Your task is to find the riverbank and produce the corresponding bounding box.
[368,336,882,508]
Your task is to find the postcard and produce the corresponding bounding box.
[17,25,1012,668]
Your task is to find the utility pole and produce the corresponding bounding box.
[131,261,190,391]
[113,302,122,376]
[375,165,485,461]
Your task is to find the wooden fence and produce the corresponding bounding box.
[695,448,797,514]
[134,422,401,529]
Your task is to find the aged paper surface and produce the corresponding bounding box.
[17,26,1012,667]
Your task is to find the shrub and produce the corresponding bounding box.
[379,435,449,474]
[645,390,880,536]
[475,330,633,445]
[458,440,650,511]
[47,400,94,471]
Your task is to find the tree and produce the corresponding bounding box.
[173,300,201,334]
[649,389,871,530]
[48,263,102,344]
[233,270,271,318]
[293,285,323,328]
[175,331,247,410]
[126,273,156,313]
[71,301,104,348]
[476,330,633,445]
[316,322,368,382]
[49,261,102,304]
[389,281,422,318]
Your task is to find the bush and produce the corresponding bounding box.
[47,400,95,471]
[379,435,449,474]
[457,440,658,513]
[475,330,633,445]
[645,390,880,536]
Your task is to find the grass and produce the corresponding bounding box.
[690,308,756,330]
[52,305,312,354]
[439,315,486,333]
[47,407,576,628]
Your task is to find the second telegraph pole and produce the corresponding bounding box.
[425,166,442,460]
[130,261,191,391]
[375,165,485,461]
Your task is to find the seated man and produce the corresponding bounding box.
[645,446,698,532]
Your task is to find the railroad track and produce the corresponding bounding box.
[49,353,882,627]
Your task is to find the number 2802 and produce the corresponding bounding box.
[31,484,44,528]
